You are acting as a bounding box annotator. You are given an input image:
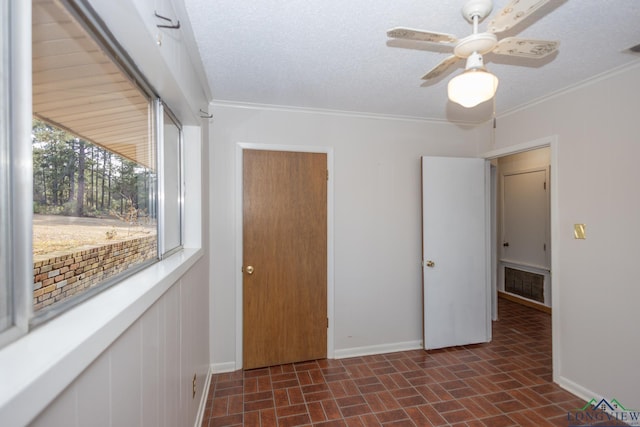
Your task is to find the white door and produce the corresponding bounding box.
[422,156,491,350]
[502,170,549,269]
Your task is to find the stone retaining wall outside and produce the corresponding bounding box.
[33,235,157,311]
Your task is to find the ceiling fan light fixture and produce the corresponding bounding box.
[387,0,559,108]
[448,68,499,108]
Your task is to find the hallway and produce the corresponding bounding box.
[202,299,588,426]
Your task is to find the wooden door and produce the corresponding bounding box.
[243,149,327,369]
[422,156,490,350]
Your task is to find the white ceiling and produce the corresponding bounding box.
[184,0,640,123]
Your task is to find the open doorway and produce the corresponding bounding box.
[485,136,559,381]
[494,147,551,315]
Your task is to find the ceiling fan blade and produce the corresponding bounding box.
[493,37,559,58]
[488,0,550,34]
[387,27,457,44]
[421,55,460,80]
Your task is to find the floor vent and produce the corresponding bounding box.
[505,267,544,303]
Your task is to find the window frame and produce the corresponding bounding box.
[0,0,10,334]
[156,100,185,259]
[0,0,186,346]
[0,0,33,348]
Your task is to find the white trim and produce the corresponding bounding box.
[558,377,640,423]
[499,259,550,273]
[484,161,492,341]
[235,144,243,370]
[490,165,498,321]
[0,248,203,427]
[211,362,237,374]
[211,100,476,125]
[482,136,555,160]
[194,366,213,427]
[235,143,335,370]
[549,137,560,382]
[334,341,423,360]
[557,375,600,404]
[482,135,560,382]
[502,166,547,176]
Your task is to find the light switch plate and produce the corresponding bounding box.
[574,224,586,239]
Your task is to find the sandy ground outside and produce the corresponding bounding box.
[33,214,156,256]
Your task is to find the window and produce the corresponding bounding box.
[0,0,184,341]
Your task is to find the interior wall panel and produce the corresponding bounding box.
[76,353,110,427]
[141,303,160,427]
[110,322,143,427]
[28,259,209,427]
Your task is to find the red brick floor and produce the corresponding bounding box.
[201,298,617,426]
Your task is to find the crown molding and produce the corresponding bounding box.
[210,99,487,126]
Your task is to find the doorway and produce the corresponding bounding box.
[497,148,551,309]
[237,145,335,370]
[484,136,559,381]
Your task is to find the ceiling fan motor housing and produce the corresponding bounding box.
[454,33,498,58]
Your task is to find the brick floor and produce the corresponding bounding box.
[201,298,622,426]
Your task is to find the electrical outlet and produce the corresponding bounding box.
[192,373,196,399]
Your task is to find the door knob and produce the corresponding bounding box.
[244,265,254,275]
[503,242,510,247]
[425,260,435,268]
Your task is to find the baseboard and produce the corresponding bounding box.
[211,361,237,374]
[209,343,424,372]
[556,375,599,404]
[558,376,640,422]
[194,366,213,427]
[498,291,551,314]
[334,340,423,359]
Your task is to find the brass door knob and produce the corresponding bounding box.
[245,265,254,275]
[425,260,435,268]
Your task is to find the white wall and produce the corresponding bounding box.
[495,62,640,407]
[209,104,491,367]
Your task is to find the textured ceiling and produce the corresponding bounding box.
[184,0,640,123]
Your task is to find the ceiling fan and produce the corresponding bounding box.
[387,0,560,107]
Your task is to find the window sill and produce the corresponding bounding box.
[0,247,203,427]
